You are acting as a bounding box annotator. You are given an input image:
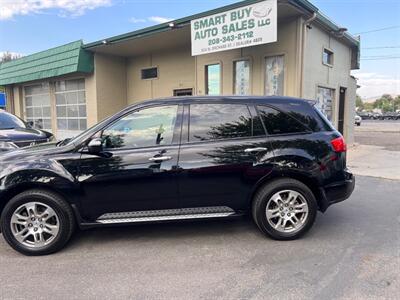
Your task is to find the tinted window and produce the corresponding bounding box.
[257,106,309,135]
[189,104,252,142]
[141,67,158,80]
[102,105,178,149]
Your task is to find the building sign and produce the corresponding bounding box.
[0,86,5,107]
[0,92,6,108]
[191,0,277,56]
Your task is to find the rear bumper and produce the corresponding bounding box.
[319,171,355,212]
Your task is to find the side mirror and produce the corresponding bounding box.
[27,121,34,128]
[88,138,103,154]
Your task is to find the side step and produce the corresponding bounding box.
[96,206,237,224]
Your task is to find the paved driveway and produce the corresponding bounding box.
[0,176,399,299]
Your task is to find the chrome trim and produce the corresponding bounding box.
[97,206,236,224]
[148,156,172,162]
[244,147,267,153]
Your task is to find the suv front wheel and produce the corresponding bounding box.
[0,189,75,256]
[252,178,317,240]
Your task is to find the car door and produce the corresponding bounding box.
[177,102,274,211]
[78,104,182,220]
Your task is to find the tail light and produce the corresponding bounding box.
[331,136,347,153]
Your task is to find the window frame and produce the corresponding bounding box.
[316,85,336,122]
[23,82,52,132]
[141,67,159,80]
[205,63,222,95]
[99,104,183,151]
[54,78,87,133]
[233,58,252,96]
[183,101,262,145]
[264,54,286,96]
[255,104,313,137]
[322,48,334,67]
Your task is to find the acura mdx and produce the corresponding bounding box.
[0,96,355,255]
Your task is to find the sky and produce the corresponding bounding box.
[0,0,399,99]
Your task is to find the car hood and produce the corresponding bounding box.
[0,127,50,142]
[0,142,72,163]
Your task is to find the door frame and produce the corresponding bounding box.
[338,87,346,134]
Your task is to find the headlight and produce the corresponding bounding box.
[47,135,56,142]
[0,141,18,149]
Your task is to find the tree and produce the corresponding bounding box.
[0,51,21,63]
[355,94,364,110]
[374,94,395,113]
[394,96,400,111]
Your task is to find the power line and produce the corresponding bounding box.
[361,57,400,60]
[362,54,400,58]
[362,46,400,49]
[354,25,400,35]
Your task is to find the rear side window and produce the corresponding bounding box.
[313,106,334,131]
[189,104,252,142]
[257,105,310,135]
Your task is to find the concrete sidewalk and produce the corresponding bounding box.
[347,144,400,181]
[349,120,400,181]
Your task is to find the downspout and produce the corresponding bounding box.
[299,12,317,98]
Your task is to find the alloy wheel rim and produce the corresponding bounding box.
[265,190,309,233]
[10,202,60,248]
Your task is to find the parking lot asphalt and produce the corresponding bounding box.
[0,175,399,299]
[354,120,400,151]
[348,120,400,180]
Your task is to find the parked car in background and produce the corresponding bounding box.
[358,112,371,120]
[354,114,362,126]
[0,96,354,255]
[382,112,400,120]
[0,110,54,151]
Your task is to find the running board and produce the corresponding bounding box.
[96,206,237,224]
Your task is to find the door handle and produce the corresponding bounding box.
[148,156,172,162]
[244,147,268,153]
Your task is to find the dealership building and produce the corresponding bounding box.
[0,0,359,142]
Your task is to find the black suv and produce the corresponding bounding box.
[0,97,354,255]
[0,110,53,151]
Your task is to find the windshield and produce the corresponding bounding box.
[0,112,27,130]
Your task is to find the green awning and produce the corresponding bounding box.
[0,40,93,86]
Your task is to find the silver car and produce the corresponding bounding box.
[355,114,362,126]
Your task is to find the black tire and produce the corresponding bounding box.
[252,178,317,240]
[0,189,75,256]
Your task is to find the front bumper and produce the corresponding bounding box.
[319,171,355,212]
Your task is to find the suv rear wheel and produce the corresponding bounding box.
[0,189,75,256]
[252,178,317,240]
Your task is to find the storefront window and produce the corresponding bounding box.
[55,79,87,138]
[24,83,52,131]
[265,55,284,96]
[205,64,221,95]
[316,87,335,121]
[234,60,250,95]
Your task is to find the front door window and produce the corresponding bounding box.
[102,105,178,149]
